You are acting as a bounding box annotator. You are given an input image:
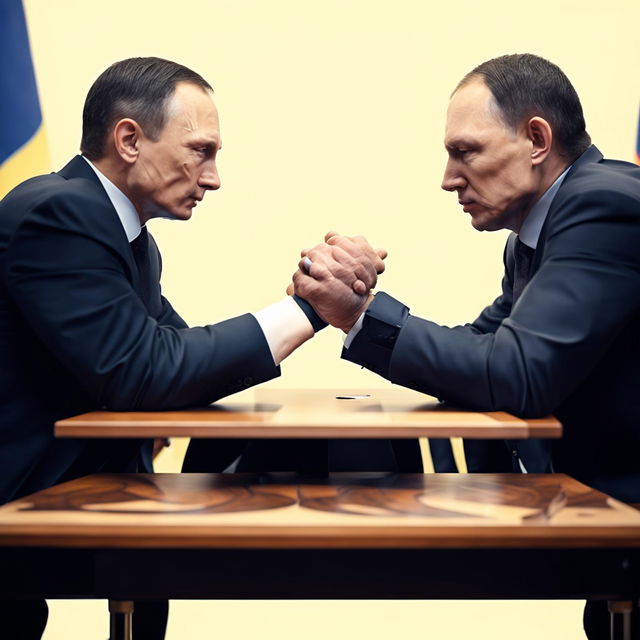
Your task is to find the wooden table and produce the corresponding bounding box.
[55,387,561,440]
[0,472,638,639]
[31,388,577,638]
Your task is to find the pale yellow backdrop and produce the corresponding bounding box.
[19,0,639,638]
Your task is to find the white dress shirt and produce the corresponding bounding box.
[82,157,314,365]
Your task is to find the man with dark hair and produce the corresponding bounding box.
[80,56,213,160]
[293,53,640,638]
[456,53,592,159]
[0,56,383,639]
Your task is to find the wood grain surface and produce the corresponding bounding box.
[0,472,637,549]
[55,388,561,439]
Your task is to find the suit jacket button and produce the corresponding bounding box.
[243,376,254,387]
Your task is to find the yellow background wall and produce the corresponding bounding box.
[19,0,639,638]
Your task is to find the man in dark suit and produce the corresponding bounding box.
[293,54,640,638]
[0,56,383,639]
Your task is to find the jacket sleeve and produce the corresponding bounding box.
[343,183,640,417]
[468,237,515,334]
[157,295,189,329]
[5,192,279,410]
[150,231,189,330]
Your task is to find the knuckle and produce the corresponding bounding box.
[313,263,329,280]
[310,245,329,261]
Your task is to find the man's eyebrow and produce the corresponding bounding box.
[190,137,221,150]
[445,137,479,150]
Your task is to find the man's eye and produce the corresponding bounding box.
[446,147,473,159]
[193,147,210,157]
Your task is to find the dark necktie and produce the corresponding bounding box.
[509,236,553,472]
[130,227,153,309]
[512,237,535,304]
[129,226,157,471]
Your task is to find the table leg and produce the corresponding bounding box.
[608,600,632,640]
[109,599,133,640]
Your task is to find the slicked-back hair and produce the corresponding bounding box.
[80,57,213,160]
[456,53,591,160]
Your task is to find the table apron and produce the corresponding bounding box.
[1,547,639,601]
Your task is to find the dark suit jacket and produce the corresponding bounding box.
[0,156,279,503]
[344,146,640,501]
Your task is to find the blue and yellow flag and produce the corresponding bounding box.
[0,0,49,198]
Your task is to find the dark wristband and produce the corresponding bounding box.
[292,295,328,332]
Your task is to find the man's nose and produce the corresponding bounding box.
[199,161,221,191]
[441,160,465,192]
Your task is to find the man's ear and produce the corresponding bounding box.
[528,116,553,166]
[112,118,142,164]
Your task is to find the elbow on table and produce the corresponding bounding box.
[94,379,183,412]
[498,388,558,420]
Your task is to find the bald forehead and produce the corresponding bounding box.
[161,81,221,151]
[166,82,216,116]
[445,79,512,148]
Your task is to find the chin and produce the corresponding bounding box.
[470,216,488,232]
[470,209,503,233]
[164,209,192,221]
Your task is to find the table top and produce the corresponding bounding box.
[0,472,637,550]
[55,387,561,440]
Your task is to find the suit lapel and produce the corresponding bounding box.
[57,156,160,314]
[57,156,133,266]
[534,145,604,264]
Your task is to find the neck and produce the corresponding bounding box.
[537,153,570,199]
[90,156,146,225]
[512,153,570,233]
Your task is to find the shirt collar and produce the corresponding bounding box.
[82,156,142,242]
[518,165,571,249]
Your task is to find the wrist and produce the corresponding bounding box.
[339,293,374,333]
[291,294,328,332]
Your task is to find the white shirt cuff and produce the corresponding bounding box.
[343,311,365,349]
[252,297,314,365]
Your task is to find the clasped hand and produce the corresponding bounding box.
[289,231,386,332]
